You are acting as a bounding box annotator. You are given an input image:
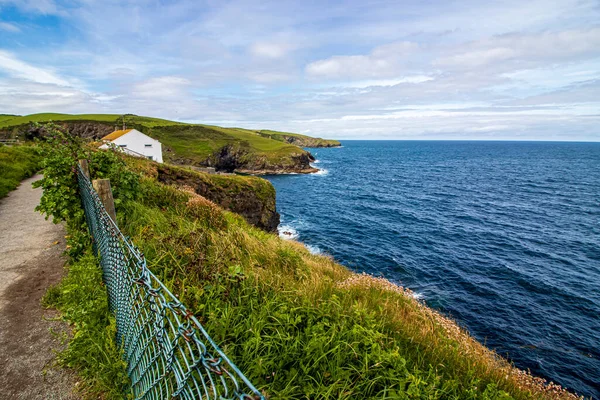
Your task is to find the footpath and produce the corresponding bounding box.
[0,175,79,399]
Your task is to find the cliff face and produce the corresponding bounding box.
[154,164,280,232]
[212,145,317,175]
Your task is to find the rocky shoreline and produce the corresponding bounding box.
[237,166,319,175]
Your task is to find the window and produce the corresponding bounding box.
[148,156,153,160]
[145,144,152,148]
[119,144,127,148]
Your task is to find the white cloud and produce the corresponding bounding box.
[131,76,191,98]
[0,50,71,86]
[0,0,61,15]
[249,41,294,59]
[435,28,600,69]
[0,22,20,32]
[306,41,419,79]
[337,75,434,88]
[248,72,292,83]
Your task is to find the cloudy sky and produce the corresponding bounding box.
[0,0,599,140]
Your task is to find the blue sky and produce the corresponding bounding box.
[0,0,599,140]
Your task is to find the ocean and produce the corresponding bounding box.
[265,141,600,398]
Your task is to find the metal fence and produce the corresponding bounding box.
[77,164,264,400]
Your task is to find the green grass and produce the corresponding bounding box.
[0,145,42,198]
[144,124,305,166]
[0,113,317,169]
[258,129,341,147]
[38,144,573,399]
[112,172,567,399]
[0,113,188,129]
[43,247,130,399]
[0,113,123,128]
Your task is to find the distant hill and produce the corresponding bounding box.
[258,129,340,148]
[0,113,338,174]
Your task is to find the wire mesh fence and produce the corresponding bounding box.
[77,164,264,400]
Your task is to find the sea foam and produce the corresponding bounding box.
[305,244,322,255]
[278,225,298,240]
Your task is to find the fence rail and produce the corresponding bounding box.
[77,164,264,400]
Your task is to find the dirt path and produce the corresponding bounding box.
[0,175,79,399]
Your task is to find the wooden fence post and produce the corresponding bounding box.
[78,159,90,179]
[92,179,117,225]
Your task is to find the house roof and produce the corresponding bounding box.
[101,129,133,141]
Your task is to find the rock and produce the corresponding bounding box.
[155,164,280,232]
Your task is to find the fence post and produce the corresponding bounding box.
[92,179,117,224]
[78,159,90,179]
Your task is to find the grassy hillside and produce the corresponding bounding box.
[0,113,183,128]
[0,145,42,198]
[258,129,341,147]
[0,113,330,173]
[125,156,280,231]
[36,129,578,399]
[117,173,577,399]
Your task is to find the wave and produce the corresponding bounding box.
[305,244,322,255]
[411,292,425,300]
[311,168,329,176]
[278,224,299,240]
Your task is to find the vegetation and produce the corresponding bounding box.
[43,252,130,399]
[258,129,341,147]
[0,113,331,172]
[0,144,42,198]
[144,124,306,168]
[35,125,139,399]
[120,178,573,400]
[35,128,576,399]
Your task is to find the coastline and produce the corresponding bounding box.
[237,167,319,175]
[275,230,581,399]
[266,142,591,398]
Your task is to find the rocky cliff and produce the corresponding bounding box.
[257,130,341,148]
[206,144,317,174]
[153,163,280,232]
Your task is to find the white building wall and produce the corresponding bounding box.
[100,129,163,163]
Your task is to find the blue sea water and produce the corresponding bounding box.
[265,141,600,398]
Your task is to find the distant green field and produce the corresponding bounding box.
[0,113,322,168]
[0,113,189,129]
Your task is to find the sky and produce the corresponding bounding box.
[0,0,599,140]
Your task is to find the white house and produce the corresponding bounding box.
[100,128,163,163]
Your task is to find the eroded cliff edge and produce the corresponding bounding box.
[130,161,280,232]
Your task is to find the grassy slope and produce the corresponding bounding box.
[43,251,129,399]
[0,145,42,198]
[38,145,575,399]
[112,159,573,400]
[0,114,316,167]
[258,129,341,147]
[145,124,304,165]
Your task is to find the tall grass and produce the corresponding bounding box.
[39,144,577,399]
[115,177,576,399]
[43,249,130,399]
[0,144,42,198]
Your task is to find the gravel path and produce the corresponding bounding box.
[0,175,79,399]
